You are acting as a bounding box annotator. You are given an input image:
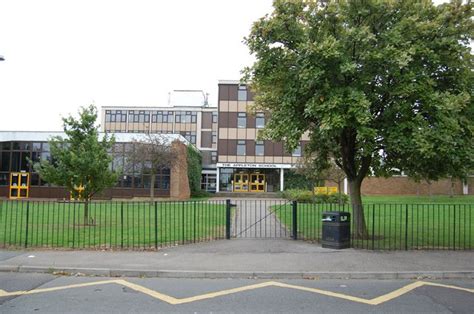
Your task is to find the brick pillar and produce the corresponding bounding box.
[170,141,191,199]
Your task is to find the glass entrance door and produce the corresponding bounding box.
[233,173,249,192]
[250,173,265,192]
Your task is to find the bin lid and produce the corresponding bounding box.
[322,211,350,216]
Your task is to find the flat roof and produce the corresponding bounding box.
[0,131,190,145]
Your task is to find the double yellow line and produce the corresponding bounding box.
[1,280,472,305]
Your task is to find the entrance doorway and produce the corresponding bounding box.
[233,172,265,192]
[250,173,265,192]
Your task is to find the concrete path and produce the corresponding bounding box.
[0,239,473,279]
[231,199,291,238]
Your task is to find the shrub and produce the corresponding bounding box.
[280,189,348,204]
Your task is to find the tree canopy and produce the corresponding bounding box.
[244,0,473,236]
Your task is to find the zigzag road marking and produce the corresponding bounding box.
[0,280,472,306]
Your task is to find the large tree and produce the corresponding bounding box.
[244,0,473,237]
[35,105,117,223]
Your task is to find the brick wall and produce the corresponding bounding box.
[170,141,191,200]
[324,177,472,196]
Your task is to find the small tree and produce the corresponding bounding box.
[35,105,117,223]
[125,134,178,203]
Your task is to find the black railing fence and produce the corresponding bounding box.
[280,202,473,250]
[0,200,227,250]
[0,199,472,250]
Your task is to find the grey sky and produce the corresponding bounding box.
[0,0,273,131]
[0,0,452,132]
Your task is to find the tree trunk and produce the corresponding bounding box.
[347,178,368,239]
[449,177,455,198]
[84,199,89,225]
[150,172,155,204]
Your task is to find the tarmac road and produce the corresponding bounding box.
[1,272,473,313]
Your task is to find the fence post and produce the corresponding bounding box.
[193,201,196,243]
[405,204,409,251]
[120,202,124,249]
[453,205,456,251]
[292,201,298,240]
[225,199,231,240]
[24,201,30,248]
[372,204,375,250]
[154,201,158,250]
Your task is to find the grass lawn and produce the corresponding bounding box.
[272,201,474,250]
[0,200,227,249]
[362,195,474,204]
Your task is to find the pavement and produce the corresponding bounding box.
[1,239,473,279]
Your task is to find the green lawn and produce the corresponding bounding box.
[272,202,474,250]
[362,195,474,204]
[0,200,227,249]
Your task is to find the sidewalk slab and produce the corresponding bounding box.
[0,239,473,279]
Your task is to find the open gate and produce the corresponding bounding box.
[226,199,296,239]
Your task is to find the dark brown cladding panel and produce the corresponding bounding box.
[228,85,238,101]
[247,114,255,128]
[273,142,284,156]
[219,85,229,101]
[264,140,274,156]
[201,131,212,148]
[219,112,237,128]
[227,139,237,155]
[218,139,228,155]
[202,112,212,129]
[246,140,255,156]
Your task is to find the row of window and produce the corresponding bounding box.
[1,142,49,152]
[236,141,301,157]
[0,172,171,189]
[238,113,265,128]
[106,110,215,124]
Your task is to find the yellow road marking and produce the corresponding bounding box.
[0,279,472,306]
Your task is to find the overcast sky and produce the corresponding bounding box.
[0,0,453,132]
[0,0,273,131]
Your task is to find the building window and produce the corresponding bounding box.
[212,131,217,144]
[211,151,217,164]
[106,110,127,123]
[237,113,246,128]
[292,144,302,157]
[175,111,197,123]
[129,110,149,123]
[238,85,247,101]
[256,113,265,129]
[180,131,197,144]
[212,112,218,123]
[237,140,246,156]
[255,141,264,156]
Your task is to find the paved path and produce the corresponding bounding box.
[1,240,473,279]
[231,199,291,238]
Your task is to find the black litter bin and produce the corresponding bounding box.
[321,211,350,249]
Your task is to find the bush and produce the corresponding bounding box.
[280,189,349,204]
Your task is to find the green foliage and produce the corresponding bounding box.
[186,146,202,196]
[34,105,118,201]
[284,169,315,190]
[280,189,348,204]
[244,0,473,235]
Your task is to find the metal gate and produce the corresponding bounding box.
[226,199,296,239]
